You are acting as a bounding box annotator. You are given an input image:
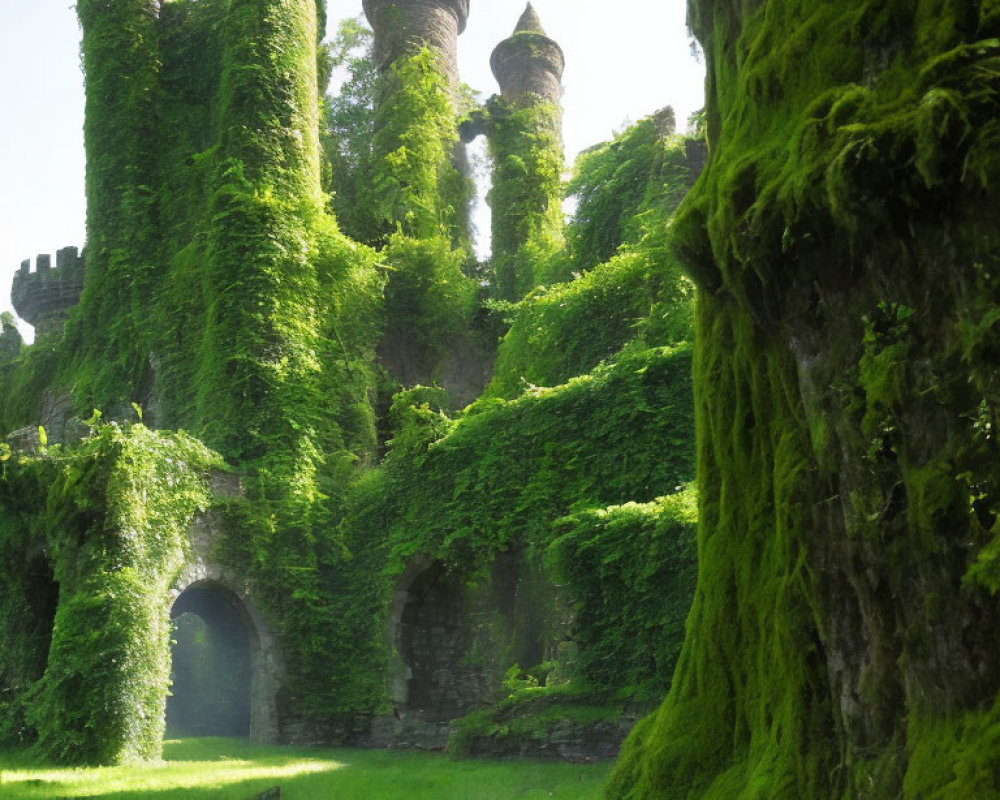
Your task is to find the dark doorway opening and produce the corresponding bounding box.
[399,562,465,721]
[166,582,252,737]
[24,553,59,675]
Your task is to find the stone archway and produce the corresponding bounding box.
[166,581,253,737]
[388,556,519,724]
[167,570,281,743]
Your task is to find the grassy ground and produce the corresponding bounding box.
[0,737,611,799]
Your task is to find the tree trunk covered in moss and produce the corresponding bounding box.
[610,2,1000,798]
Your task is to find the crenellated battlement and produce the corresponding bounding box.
[11,246,85,338]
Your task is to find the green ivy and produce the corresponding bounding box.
[0,424,223,763]
[487,96,565,299]
[549,489,697,700]
[566,115,694,273]
[371,49,473,249]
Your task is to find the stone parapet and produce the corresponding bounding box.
[11,246,85,338]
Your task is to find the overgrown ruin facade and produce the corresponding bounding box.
[0,0,700,767]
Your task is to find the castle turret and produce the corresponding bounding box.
[363,0,469,88]
[11,247,86,338]
[487,4,566,300]
[490,3,565,109]
[197,0,327,458]
[363,0,473,246]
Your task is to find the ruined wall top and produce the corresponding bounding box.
[363,0,470,85]
[11,246,85,338]
[490,3,564,107]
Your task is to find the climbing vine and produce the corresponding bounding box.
[487,96,566,299]
[371,48,474,249]
[0,424,223,763]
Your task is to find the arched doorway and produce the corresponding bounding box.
[166,581,253,737]
[389,552,561,726]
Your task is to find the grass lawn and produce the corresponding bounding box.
[0,737,612,799]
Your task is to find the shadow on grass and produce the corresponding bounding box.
[0,737,610,800]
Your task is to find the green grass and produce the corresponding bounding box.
[0,737,611,799]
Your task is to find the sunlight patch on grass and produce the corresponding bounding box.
[0,738,610,800]
[0,752,342,797]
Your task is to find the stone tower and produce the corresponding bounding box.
[362,0,469,87]
[490,3,565,109]
[487,4,566,300]
[11,247,85,339]
[362,0,473,248]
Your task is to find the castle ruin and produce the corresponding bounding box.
[0,0,637,762]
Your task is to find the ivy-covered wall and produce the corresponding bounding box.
[335,343,696,709]
[610,2,1000,797]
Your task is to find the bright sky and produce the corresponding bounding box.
[0,0,704,342]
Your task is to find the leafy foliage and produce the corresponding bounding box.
[566,114,693,273]
[487,97,566,299]
[333,344,696,712]
[371,49,473,249]
[0,424,223,763]
[483,239,694,402]
[550,489,697,700]
[322,17,380,245]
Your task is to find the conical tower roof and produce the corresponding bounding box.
[491,4,564,105]
[514,3,545,35]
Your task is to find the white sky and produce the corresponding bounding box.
[0,0,704,342]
